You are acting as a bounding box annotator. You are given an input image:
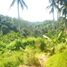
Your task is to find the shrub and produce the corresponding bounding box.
[0,41,6,54]
[7,39,23,51]
[0,32,22,44]
[55,43,67,53]
[22,45,41,66]
[0,51,23,67]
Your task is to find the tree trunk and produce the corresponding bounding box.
[17,1,20,32]
[17,0,20,19]
[53,11,54,21]
[57,2,61,19]
[64,19,67,33]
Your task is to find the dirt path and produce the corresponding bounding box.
[38,53,48,67]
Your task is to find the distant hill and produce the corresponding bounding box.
[0,14,64,37]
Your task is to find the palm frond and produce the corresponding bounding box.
[10,0,16,8]
[19,0,24,9]
[21,0,28,8]
[47,3,53,9]
[50,7,54,13]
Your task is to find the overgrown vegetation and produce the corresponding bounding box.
[45,49,67,67]
[0,15,67,67]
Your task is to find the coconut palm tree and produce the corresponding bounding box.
[56,0,67,18]
[48,0,67,20]
[10,0,27,32]
[56,0,67,31]
[48,0,58,20]
[10,0,27,18]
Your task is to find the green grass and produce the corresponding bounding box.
[45,49,67,67]
[0,51,23,67]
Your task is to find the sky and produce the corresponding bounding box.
[0,0,57,22]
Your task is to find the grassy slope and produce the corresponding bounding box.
[45,49,67,67]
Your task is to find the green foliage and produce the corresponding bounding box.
[0,14,66,37]
[0,51,23,67]
[55,43,67,53]
[0,41,6,53]
[45,49,67,67]
[0,15,18,35]
[7,39,23,51]
[0,15,67,67]
[22,45,41,66]
[0,31,22,44]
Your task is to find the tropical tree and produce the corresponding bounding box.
[48,0,67,32]
[56,0,67,31]
[10,0,27,18]
[10,0,27,32]
[57,0,67,19]
[48,0,58,20]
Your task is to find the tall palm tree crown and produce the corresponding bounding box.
[57,0,67,18]
[48,0,67,20]
[48,0,58,20]
[10,0,27,18]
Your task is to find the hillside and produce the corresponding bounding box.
[0,14,67,67]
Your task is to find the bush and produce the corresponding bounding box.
[0,32,22,44]
[0,51,23,67]
[7,39,23,51]
[22,45,41,66]
[55,43,67,53]
[0,41,6,54]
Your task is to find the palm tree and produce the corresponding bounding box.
[48,0,58,20]
[10,0,27,18]
[56,0,67,18]
[56,0,64,5]
[10,0,27,32]
[56,0,67,32]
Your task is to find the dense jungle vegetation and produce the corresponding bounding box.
[0,14,67,67]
